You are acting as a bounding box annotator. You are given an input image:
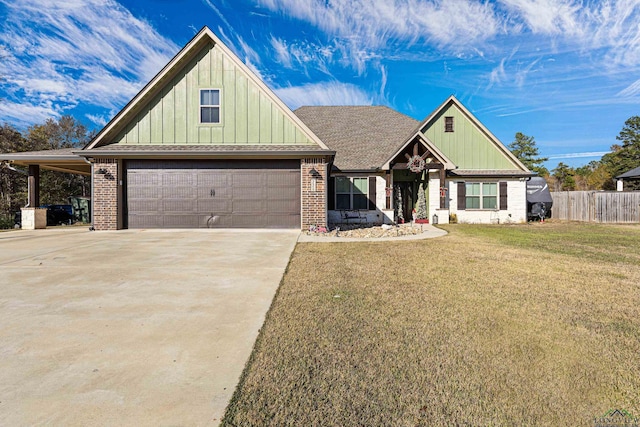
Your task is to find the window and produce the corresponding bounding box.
[200,89,220,123]
[336,177,368,210]
[444,116,454,132]
[465,182,497,209]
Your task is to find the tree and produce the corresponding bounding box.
[552,162,576,191]
[574,160,611,190]
[508,132,549,176]
[0,124,28,222]
[601,116,640,190]
[25,116,92,204]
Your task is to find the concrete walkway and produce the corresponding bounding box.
[297,224,447,243]
[0,227,299,426]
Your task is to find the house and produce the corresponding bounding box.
[0,26,532,230]
[616,166,640,191]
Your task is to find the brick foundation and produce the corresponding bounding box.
[92,158,119,231]
[301,157,328,230]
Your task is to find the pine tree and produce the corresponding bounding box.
[508,132,549,175]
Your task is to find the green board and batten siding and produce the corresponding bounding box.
[421,103,518,170]
[115,42,313,146]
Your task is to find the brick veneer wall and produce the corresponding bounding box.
[93,158,119,230]
[301,157,328,229]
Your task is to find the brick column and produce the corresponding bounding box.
[301,157,327,230]
[93,158,119,230]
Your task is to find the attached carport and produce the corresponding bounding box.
[0,148,91,207]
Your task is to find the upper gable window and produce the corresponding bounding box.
[444,116,454,132]
[200,89,220,124]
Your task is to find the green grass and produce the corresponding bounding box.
[223,222,640,426]
[440,221,640,264]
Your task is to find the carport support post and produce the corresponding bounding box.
[28,164,40,208]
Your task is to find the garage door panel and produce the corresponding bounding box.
[197,199,232,213]
[128,172,159,186]
[197,173,229,187]
[267,172,299,186]
[267,187,298,200]
[232,187,266,200]
[162,173,194,186]
[233,200,266,213]
[128,186,159,199]
[231,214,266,228]
[233,173,261,187]
[128,214,163,229]
[196,187,231,199]
[266,199,299,213]
[162,186,196,199]
[159,214,197,228]
[128,199,160,212]
[126,160,300,229]
[163,199,196,213]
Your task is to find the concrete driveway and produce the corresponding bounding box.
[0,227,299,426]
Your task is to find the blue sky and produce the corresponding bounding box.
[2,0,640,170]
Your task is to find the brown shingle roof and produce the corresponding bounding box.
[295,106,418,170]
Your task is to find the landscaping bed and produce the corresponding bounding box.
[304,223,424,238]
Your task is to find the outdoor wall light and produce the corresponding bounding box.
[309,168,322,178]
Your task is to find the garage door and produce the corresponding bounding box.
[125,160,300,228]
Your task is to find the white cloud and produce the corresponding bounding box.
[271,37,293,68]
[275,81,374,110]
[499,0,582,35]
[617,79,640,98]
[0,100,59,126]
[256,0,500,74]
[547,151,610,159]
[0,0,178,126]
[85,114,109,127]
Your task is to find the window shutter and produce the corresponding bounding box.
[328,177,335,210]
[368,176,377,210]
[457,182,466,210]
[499,181,508,210]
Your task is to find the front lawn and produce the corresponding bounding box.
[223,222,640,426]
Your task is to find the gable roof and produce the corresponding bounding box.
[85,26,328,151]
[417,95,530,172]
[294,106,418,170]
[617,166,640,179]
[381,129,456,170]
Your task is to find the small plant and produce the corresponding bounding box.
[449,213,458,224]
[0,215,15,230]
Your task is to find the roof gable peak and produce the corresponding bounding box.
[86,26,328,150]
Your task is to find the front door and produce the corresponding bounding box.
[395,182,414,223]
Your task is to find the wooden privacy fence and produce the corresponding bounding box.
[551,191,640,223]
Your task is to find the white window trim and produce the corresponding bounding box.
[335,176,369,210]
[465,182,498,210]
[199,88,222,125]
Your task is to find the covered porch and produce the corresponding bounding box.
[383,136,455,224]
